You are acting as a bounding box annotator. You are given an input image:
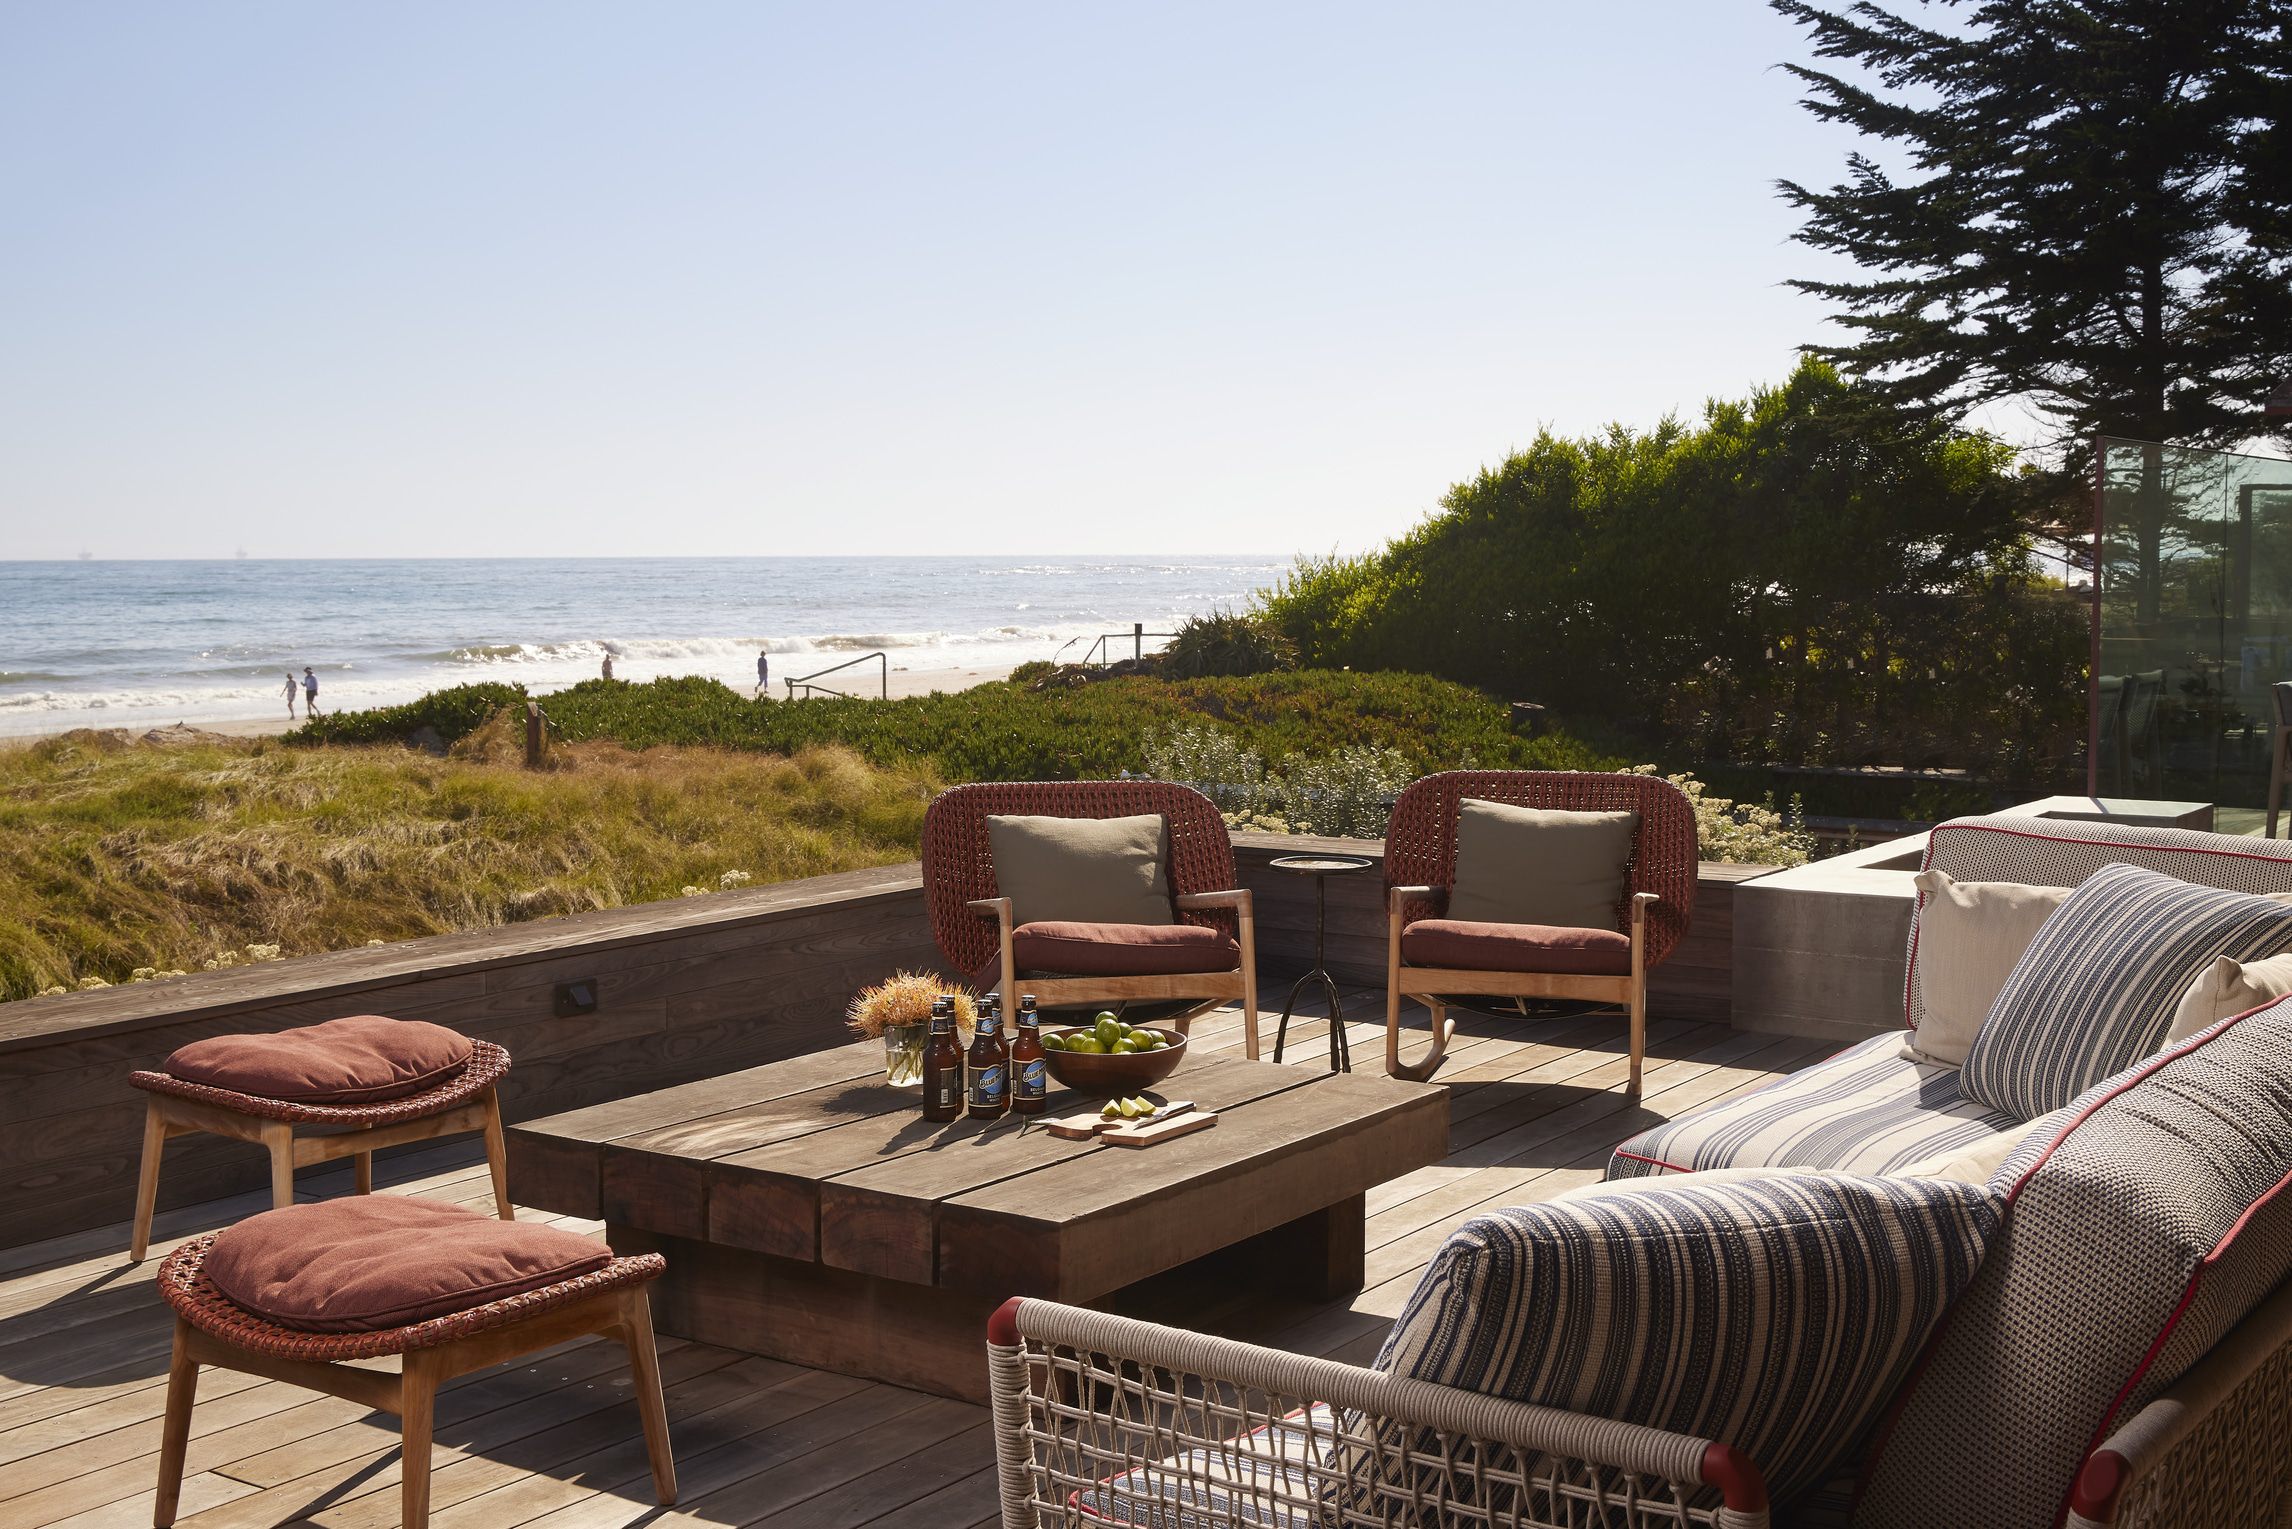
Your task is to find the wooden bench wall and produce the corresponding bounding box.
[0,836,1760,1246]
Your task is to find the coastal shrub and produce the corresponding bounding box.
[1160,611,1296,680]
[301,670,1618,783]
[0,736,934,1002]
[1257,359,2087,787]
[294,682,530,747]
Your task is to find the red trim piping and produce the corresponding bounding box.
[1927,820,2292,869]
[1608,1149,1694,1174]
[1855,1003,2275,1509]
[2053,1162,2292,1529]
[1700,1442,1770,1512]
[987,1296,1024,1348]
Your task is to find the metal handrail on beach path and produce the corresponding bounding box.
[1058,624,1177,667]
[784,651,889,700]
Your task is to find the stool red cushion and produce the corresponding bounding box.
[164,1016,474,1104]
[204,1197,612,1332]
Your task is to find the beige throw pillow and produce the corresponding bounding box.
[1447,800,1637,932]
[985,813,1172,928]
[2165,951,2292,1046]
[1902,870,2071,1067]
[1898,1119,2051,1185]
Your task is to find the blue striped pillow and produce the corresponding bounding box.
[1958,862,2292,1119]
[1371,1172,2000,1508]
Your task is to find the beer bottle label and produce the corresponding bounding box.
[930,1075,960,1112]
[1017,1058,1046,1098]
[971,1064,1006,1108]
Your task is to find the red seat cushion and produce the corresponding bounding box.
[1401,918,1632,976]
[204,1197,613,1332]
[973,921,1242,986]
[164,1016,475,1105]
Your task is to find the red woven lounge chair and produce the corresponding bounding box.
[128,1018,512,1262]
[1383,771,1697,1095]
[922,781,1260,1053]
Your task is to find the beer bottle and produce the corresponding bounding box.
[968,996,1009,1119]
[922,997,964,1122]
[1010,994,1046,1115]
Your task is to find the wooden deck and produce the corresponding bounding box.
[0,993,1832,1529]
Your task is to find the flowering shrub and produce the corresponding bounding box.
[1625,765,1812,867]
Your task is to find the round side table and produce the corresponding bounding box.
[1266,853,1376,1072]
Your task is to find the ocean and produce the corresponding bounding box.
[0,555,1288,736]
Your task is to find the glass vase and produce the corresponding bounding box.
[883,1022,927,1087]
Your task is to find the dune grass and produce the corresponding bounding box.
[0,725,936,1002]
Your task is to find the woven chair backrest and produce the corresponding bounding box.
[1382,771,1697,969]
[921,780,1238,977]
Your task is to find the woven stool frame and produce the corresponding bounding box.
[127,1042,515,1262]
[153,1236,674,1528]
[989,1298,1769,1529]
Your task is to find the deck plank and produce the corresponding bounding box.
[0,986,1832,1528]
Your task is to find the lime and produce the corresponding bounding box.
[1117,1097,1144,1119]
[1111,1040,1137,1053]
[1067,1036,1103,1054]
[1041,1033,1064,1052]
[1093,1010,1120,1026]
[1101,1101,1122,1120]
[1094,1016,1122,1047]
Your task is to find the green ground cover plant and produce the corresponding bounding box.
[0,730,933,1002]
[298,669,1613,780]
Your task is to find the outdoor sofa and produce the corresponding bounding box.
[987,814,2292,1527]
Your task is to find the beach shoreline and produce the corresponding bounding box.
[0,660,1019,749]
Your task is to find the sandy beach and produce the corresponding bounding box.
[0,659,1020,749]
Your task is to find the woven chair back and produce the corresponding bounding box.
[1383,771,1697,968]
[921,780,1239,978]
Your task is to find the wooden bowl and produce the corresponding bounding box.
[1040,1028,1187,1095]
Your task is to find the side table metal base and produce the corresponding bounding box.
[1272,967,1351,1072]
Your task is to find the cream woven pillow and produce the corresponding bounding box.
[1902,871,2070,1067]
[2166,950,2292,1045]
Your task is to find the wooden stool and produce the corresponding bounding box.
[152,1223,674,1528]
[127,1039,513,1262]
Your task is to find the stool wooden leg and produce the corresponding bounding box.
[262,1121,296,1209]
[618,1289,677,1505]
[155,1320,198,1527]
[131,1099,168,1263]
[399,1350,440,1529]
[481,1091,514,1221]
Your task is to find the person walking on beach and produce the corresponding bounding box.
[301,666,321,718]
[756,649,770,696]
[281,671,298,720]
[601,649,615,682]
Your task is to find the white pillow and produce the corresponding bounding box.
[1903,871,2071,1067]
[2165,951,2292,1046]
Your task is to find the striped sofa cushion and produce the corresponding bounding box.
[1373,1172,2001,1509]
[1957,862,2292,1119]
[1855,997,2292,1529]
[1907,815,2292,1038]
[1606,1031,2019,1180]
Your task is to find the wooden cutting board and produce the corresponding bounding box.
[1042,1100,1216,1145]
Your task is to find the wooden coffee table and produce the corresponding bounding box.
[508,1041,1446,1401]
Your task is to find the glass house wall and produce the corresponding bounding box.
[2095,438,2292,830]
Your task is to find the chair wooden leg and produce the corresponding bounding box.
[482,1091,514,1221]
[618,1289,678,1504]
[1627,985,1648,1101]
[2273,726,2289,839]
[131,1099,168,1263]
[400,1351,439,1529]
[154,1320,197,1527]
[353,1144,373,1196]
[1385,992,1454,1083]
[1238,904,1261,1061]
[262,1122,296,1209]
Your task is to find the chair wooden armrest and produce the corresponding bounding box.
[1173,888,1250,912]
[1173,889,1258,1057]
[1388,884,1444,917]
[988,1297,1771,1529]
[965,896,1013,929]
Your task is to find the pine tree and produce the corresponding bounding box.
[1773,0,2291,462]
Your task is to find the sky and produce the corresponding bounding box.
[0,2,1873,561]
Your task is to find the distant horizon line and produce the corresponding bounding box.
[0,551,1299,565]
